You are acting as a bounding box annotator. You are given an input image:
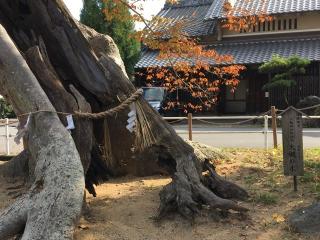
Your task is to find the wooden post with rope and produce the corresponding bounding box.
[188,113,193,141]
[271,106,278,149]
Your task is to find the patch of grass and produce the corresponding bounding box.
[305,159,320,169]
[300,159,320,194]
[220,147,320,198]
[254,192,279,205]
[305,148,320,158]
[300,171,316,183]
[243,174,259,185]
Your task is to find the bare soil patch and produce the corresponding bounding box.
[74,147,320,240]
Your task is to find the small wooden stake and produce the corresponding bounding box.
[188,113,192,141]
[271,106,278,149]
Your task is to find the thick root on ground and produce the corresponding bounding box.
[0,150,29,181]
[202,159,249,200]
[158,171,248,220]
[186,141,248,200]
[158,173,200,220]
[0,197,28,239]
[157,139,249,220]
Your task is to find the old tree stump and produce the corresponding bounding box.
[0,1,248,239]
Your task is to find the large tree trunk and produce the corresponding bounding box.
[0,1,248,239]
[0,25,84,239]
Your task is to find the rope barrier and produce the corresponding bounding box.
[192,110,271,126]
[2,89,320,127]
[0,120,19,127]
[276,103,320,113]
[166,118,186,124]
[293,103,320,112]
[16,89,143,119]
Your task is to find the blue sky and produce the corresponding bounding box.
[63,0,165,29]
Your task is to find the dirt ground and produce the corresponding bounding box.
[0,163,15,211]
[1,147,320,240]
[74,148,319,240]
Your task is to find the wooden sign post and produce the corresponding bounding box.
[188,113,193,141]
[280,107,304,191]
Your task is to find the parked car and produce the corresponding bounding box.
[142,87,166,112]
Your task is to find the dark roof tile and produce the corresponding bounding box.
[164,0,214,8]
[205,0,320,20]
[153,0,216,37]
[135,37,320,68]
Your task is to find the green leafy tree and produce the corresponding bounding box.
[259,55,310,105]
[80,0,140,77]
[0,98,15,118]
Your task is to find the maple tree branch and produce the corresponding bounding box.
[118,0,154,32]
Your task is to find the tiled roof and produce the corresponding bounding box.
[135,37,320,68]
[205,0,320,20]
[153,0,216,37]
[204,0,226,20]
[212,37,320,64]
[164,0,214,8]
[136,50,168,68]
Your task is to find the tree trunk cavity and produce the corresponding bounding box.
[0,1,248,239]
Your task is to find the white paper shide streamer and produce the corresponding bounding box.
[14,113,31,144]
[66,114,75,130]
[126,103,137,133]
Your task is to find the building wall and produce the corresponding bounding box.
[222,12,320,38]
[270,61,320,110]
[296,12,320,30]
[221,62,320,114]
[221,66,269,114]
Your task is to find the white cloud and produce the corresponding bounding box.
[229,0,236,7]
[62,0,165,29]
[63,0,83,20]
[135,0,166,30]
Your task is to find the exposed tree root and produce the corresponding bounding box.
[0,150,29,181]
[157,139,248,220]
[202,159,249,200]
[0,115,84,240]
[158,170,248,220]
[0,113,84,240]
[0,196,28,239]
[159,173,200,220]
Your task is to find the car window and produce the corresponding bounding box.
[143,88,165,101]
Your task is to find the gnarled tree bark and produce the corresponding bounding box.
[0,1,248,239]
[0,25,84,239]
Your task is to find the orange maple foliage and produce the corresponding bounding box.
[103,0,269,113]
[223,0,273,32]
